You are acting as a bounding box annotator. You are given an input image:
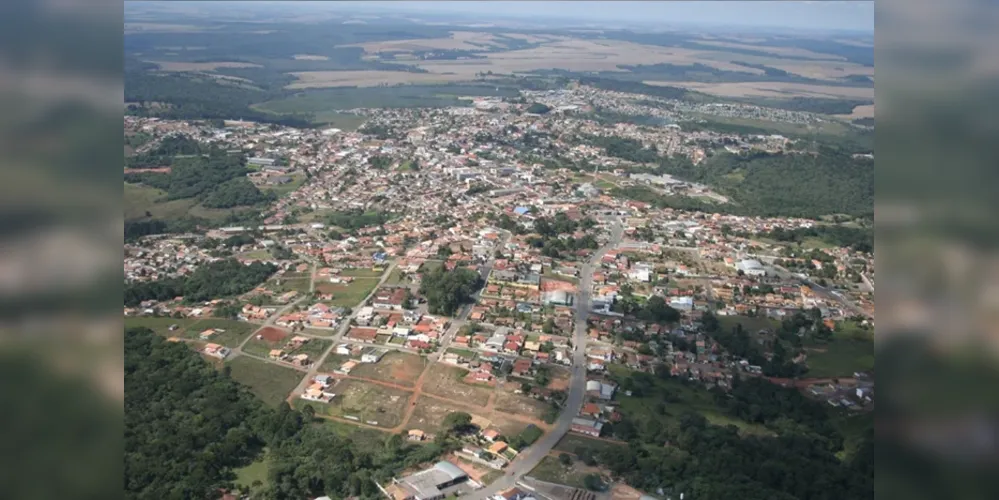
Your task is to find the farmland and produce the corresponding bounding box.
[348,351,427,387]
[227,356,303,407]
[300,379,411,428]
[422,364,493,407]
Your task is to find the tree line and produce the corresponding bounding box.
[124,258,277,306]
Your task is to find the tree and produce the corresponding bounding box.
[583,474,605,491]
[301,404,316,421]
[442,412,473,433]
[542,318,555,334]
[559,453,573,466]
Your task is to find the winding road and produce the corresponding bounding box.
[463,218,624,499]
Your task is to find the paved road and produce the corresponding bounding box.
[464,219,624,499]
[430,230,510,362]
[289,260,400,397]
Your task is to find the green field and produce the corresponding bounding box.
[288,338,332,360]
[316,278,379,308]
[805,338,875,378]
[341,267,385,278]
[311,419,389,449]
[717,314,780,333]
[234,450,270,492]
[124,182,254,222]
[181,319,257,347]
[608,364,773,437]
[227,356,303,407]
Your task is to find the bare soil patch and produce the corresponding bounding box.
[256,326,289,342]
[349,351,426,387]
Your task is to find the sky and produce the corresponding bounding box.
[347,1,875,32]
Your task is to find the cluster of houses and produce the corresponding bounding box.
[267,335,316,367]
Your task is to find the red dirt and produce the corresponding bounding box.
[257,326,290,342]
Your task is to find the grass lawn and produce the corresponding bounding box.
[445,347,477,359]
[288,338,332,360]
[240,249,273,260]
[311,419,389,448]
[718,314,780,333]
[234,450,270,492]
[124,317,201,337]
[316,278,379,308]
[529,456,587,489]
[227,356,303,407]
[183,319,257,347]
[805,338,874,378]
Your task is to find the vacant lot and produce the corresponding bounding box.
[529,456,591,489]
[305,379,411,428]
[316,278,379,308]
[243,326,289,357]
[227,356,303,407]
[494,391,549,420]
[149,60,261,72]
[643,81,874,100]
[554,434,626,456]
[408,396,486,434]
[182,319,256,347]
[422,364,493,407]
[349,351,426,387]
[124,317,201,337]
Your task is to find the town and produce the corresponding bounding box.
[126,81,874,500]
